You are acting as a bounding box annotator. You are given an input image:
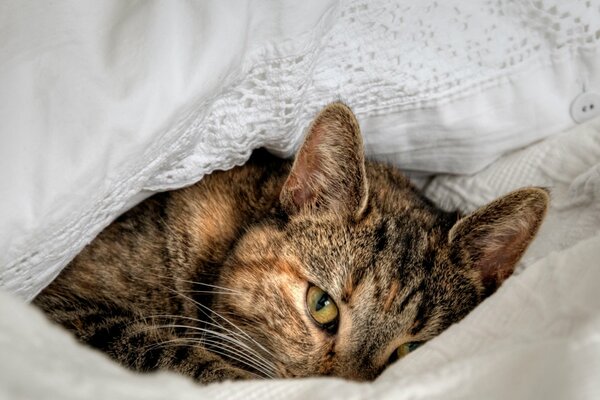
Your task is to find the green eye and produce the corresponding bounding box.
[389,341,424,364]
[397,341,423,357]
[306,285,339,331]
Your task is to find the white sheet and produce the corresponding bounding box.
[3,0,600,300]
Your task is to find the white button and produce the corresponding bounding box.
[570,92,600,123]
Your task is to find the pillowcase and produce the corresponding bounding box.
[425,115,600,267]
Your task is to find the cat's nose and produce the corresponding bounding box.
[341,368,381,382]
[335,361,383,382]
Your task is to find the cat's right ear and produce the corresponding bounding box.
[448,187,549,296]
[280,102,368,220]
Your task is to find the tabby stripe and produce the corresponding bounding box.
[351,267,366,292]
[374,219,388,253]
[87,320,128,352]
[398,230,416,275]
[125,331,158,369]
[139,345,164,371]
[193,359,219,380]
[409,292,432,335]
[173,345,193,366]
[422,247,435,272]
[397,280,424,315]
[254,167,273,199]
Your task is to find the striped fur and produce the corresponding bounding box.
[34,103,548,383]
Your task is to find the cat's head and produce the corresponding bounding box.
[215,103,548,380]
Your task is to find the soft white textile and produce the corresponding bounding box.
[2,0,600,300]
[426,114,600,269]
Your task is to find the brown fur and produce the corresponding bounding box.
[34,103,549,384]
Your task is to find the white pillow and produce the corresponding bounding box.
[2,0,600,300]
[425,115,600,268]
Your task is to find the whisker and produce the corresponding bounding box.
[140,313,272,367]
[141,316,276,375]
[141,340,267,379]
[146,323,277,376]
[127,273,278,367]
[128,263,241,295]
[196,334,276,378]
[176,280,242,294]
[178,289,241,296]
[164,289,277,359]
[141,335,275,378]
[189,337,276,379]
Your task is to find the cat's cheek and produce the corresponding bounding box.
[215,258,312,349]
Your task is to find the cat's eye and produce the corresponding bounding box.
[388,341,424,364]
[306,285,339,332]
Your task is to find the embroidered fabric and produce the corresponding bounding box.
[149,0,600,189]
[1,0,600,300]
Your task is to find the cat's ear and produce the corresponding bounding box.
[280,102,368,219]
[449,188,549,296]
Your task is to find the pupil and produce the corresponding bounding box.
[315,293,329,311]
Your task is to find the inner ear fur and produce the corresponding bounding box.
[280,102,368,220]
[449,187,549,296]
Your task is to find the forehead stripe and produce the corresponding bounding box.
[374,219,388,253]
[383,281,399,312]
[398,230,417,276]
[410,293,432,335]
[397,279,424,315]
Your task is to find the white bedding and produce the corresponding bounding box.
[2,118,600,399]
[2,1,600,399]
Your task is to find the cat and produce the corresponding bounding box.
[34,102,549,384]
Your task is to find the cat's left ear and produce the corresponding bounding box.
[280,102,368,220]
[448,188,549,296]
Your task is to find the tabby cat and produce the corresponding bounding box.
[34,103,548,383]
